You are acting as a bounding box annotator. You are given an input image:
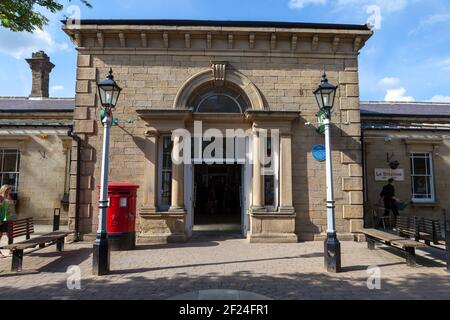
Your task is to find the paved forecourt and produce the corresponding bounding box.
[0,237,449,300]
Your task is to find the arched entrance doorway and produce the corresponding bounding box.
[184,81,253,234]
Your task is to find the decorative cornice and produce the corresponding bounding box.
[271,33,277,50]
[63,24,373,55]
[207,32,212,49]
[291,34,298,51]
[311,34,319,51]
[332,36,340,53]
[119,32,126,47]
[228,33,234,49]
[185,33,191,48]
[97,32,104,47]
[163,31,169,48]
[249,33,255,49]
[141,32,147,48]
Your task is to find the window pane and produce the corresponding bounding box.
[161,172,172,206]
[190,85,249,113]
[413,176,429,195]
[264,175,275,206]
[3,152,17,172]
[160,137,173,208]
[413,157,426,175]
[163,154,172,170]
[2,173,17,190]
[198,94,241,113]
[162,137,173,169]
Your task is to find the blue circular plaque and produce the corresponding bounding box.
[312,145,326,162]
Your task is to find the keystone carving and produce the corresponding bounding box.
[211,62,227,86]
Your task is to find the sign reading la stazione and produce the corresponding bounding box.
[375,168,405,181]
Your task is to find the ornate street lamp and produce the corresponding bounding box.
[314,72,337,118]
[314,72,341,273]
[93,68,122,276]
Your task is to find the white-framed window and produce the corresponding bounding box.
[158,136,173,211]
[0,149,20,194]
[262,137,279,209]
[410,152,435,202]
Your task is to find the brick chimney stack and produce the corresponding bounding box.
[26,51,55,98]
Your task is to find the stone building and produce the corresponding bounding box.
[361,101,450,226]
[0,51,75,225]
[62,19,373,243]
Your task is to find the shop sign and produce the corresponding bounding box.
[375,168,404,181]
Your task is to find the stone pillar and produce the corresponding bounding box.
[169,135,185,212]
[141,130,159,216]
[252,129,265,210]
[279,133,295,213]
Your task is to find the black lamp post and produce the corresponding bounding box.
[93,68,122,276]
[314,72,341,273]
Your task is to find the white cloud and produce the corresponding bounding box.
[339,0,407,12]
[430,95,450,103]
[289,0,409,13]
[384,87,415,102]
[420,14,450,27]
[410,13,450,34]
[0,28,69,59]
[288,0,326,9]
[437,58,450,70]
[378,77,400,88]
[50,85,65,93]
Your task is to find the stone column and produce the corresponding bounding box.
[279,133,295,213]
[169,134,185,212]
[141,130,159,216]
[252,128,265,210]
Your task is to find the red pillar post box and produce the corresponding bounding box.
[98,183,139,251]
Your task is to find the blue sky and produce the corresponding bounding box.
[0,0,449,102]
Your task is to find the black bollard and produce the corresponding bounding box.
[53,208,61,231]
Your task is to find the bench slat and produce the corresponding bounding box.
[391,239,427,248]
[1,232,72,250]
[361,228,425,248]
[11,226,34,233]
[360,229,406,242]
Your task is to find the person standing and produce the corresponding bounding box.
[379,178,399,228]
[0,185,14,258]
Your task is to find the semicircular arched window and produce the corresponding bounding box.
[189,84,250,113]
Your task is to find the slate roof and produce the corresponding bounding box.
[360,101,450,118]
[0,97,75,112]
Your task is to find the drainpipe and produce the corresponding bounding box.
[361,126,367,228]
[68,126,82,242]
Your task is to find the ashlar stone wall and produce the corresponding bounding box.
[64,22,372,241]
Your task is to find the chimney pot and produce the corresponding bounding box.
[26,51,55,98]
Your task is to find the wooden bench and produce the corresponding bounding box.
[415,217,445,246]
[361,228,426,266]
[0,218,72,272]
[7,218,34,244]
[395,215,450,270]
[396,216,445,246]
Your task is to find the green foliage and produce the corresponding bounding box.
[0,0,91,32]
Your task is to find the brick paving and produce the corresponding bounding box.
[0,235,449,300]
